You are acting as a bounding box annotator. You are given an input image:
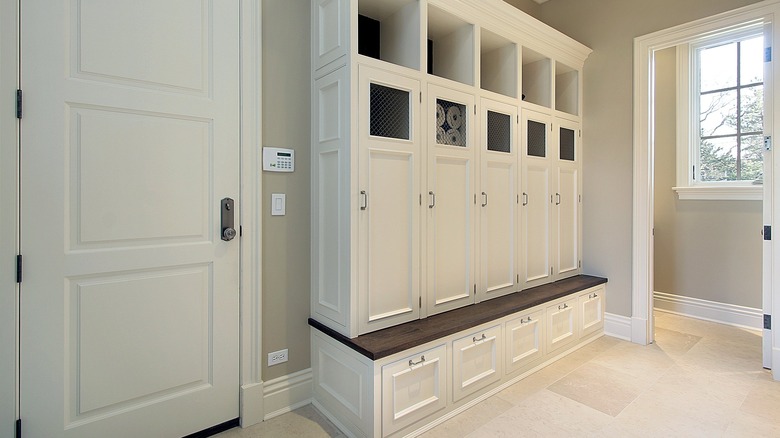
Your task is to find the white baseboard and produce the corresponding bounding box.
[604,312,632,341]
[240,382,264,428]
[654,291,762,330]
[263,368,313,421]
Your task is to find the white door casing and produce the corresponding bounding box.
[20,1,241,436]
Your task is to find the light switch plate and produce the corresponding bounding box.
[271,194,286,216]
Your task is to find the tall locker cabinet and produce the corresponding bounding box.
[311,0,590,340]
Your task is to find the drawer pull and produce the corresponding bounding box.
[558,303,569,310]
[409,356,426,367]
[589,293,598,299]
[522,316,533,324]
[473,334,487,343]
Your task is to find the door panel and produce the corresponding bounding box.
[556,166,579,276]
[357,66,421,335]
[479,99,517,302]
[427,84,476,316]
[21,2,240,437]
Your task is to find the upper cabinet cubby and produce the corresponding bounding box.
[480,29,517,98]
[555,61,579,116]
[427,5,475,86]
[521,47,551,108]
[357,0,420,70]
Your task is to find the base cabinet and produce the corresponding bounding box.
[382,345,447,436]
[312,283,605,437]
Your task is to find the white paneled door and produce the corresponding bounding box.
[20,2,240,437]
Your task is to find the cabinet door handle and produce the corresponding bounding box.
[360,190,368,210]
[409,355,426,367]
[589,293,598,299]
[523,316,533,324]
[522,192,528,206]
[429,191,436,209]
[558,303,569,310]
[481,192,488,207]
[473,333,487,343]
[555,193,561,205]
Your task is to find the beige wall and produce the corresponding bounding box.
[653,47,762,309]
[502,0,541,18]
[261,0,311,381]
[525,0,763,316]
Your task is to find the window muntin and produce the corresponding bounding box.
[695,34,763,183]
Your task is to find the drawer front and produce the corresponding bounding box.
[579,286,604,336]
[505,309,545,375]
[452,325,502,402]
[546,297,578,354]
[381,345,447,436]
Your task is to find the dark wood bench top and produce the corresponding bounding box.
[309,274,607,360]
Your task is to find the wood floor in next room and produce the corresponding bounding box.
[215,312,780,437]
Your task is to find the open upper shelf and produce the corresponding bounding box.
[427,5,475,86]
[522,47,551,108]
[357,0,420,70]
[555,61,579,115]
[480,29,517,98]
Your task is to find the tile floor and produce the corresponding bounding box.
[215,312,780,437]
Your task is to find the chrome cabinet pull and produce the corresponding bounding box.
[429,191,436,208]
[473,333,487,343]
[555,193,561,205]
[558,303,569,310]
[409,355,426,367]
[481,192,488,207]
[522,192,528,206]
[360,190,368,210]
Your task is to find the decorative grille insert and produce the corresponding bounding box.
[560,127,575,161]
[527,120,546,157]
[370,83,410,140]
[435,98,467,147]
[487,111,511,153]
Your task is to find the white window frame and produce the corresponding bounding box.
[674,23,765,200]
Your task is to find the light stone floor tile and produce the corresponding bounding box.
[465,390,613,438]
[213,405,344,438]
[216,313,780,438]
[547,361,643,416]
[418,394,513,438]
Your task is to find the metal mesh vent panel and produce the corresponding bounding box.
[560,127,575,161]
[435,98,467,147]
[527,120,546,157]
[487,111,511,153]
[370,83,410,140]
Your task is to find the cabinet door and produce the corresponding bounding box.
[555,120,581,280]
[505,308,545,375]
[478,99,518,302]
[426,84,477,316]
[520,111,553,288]
[579,286,604,337]
[382,345,447,436]
[452,325,502,402]
[358,66,422,334]
[546,296,578,355]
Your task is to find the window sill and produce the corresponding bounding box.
[672,185,762,200]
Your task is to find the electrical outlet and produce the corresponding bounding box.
[268,349,289,366]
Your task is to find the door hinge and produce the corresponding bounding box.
[474,105,476,115]
[765,225,772,241]
[419,296,422,309]
[765,136,772,151]
[692,165,696,181]
[517,274,520,283]
[578,260,582,268]
[16,89,22,119]
[239,226,243,237]
[420,92,422,103]
[474,284,477,295]
[765,46,772,62]
[16,418,21,438]
[16,255,22,283]
[764,314,771,330]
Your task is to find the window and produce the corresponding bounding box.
[675,25,765,200]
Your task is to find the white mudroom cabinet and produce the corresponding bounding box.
[311,0,590,339]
